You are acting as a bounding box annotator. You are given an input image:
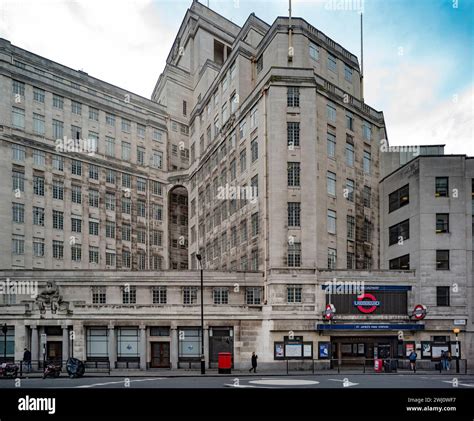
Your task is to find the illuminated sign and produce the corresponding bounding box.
[353,293,380,313]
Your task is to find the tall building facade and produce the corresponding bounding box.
[0,1,471,369]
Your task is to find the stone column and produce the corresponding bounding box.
[15,323,26,362]
[108,325,116,370]
[170,327,178,369]
[139,326,147,370]
[72,322,85,361]
[204,327,209,368]
[31,326,38,370]
[62,325,69,362]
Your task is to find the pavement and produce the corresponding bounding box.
[1,372,474,389]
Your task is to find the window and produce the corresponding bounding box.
[32,113,45,135]
[288,242,301,267]
[240,220,248,242]
[327,54,337,72]
[389,220,410,246]
[121,119,131,132]
[363,151,371,174]
[222,102,229,122]
[106,221,115,238]
[106,169,116,184]
[288,202,301,227]
[52,210,64,230]
[152,150,163,169]
[213,288,229,305]
[250,107,258,129]
[87,246,99,264]
[327,171,336,196]
[105,193,115,211]
[363,186,371,207]
[256,55,263,73]
[239,120,246,140]
[151,204,163,221]
[347,215,355,240]
[121,286,136,304]
[183,287,198,305]
[327,132,336,158]
[230,159,237,180]
[52,240,63,259]
[71,125,81,140]
[89,107,99,121]
[106,113,115,126]
[327,210,336,234]
[12,144,25,161]
[121,141,131,161]
[12,107,25,129]
[251,212,259,236]
[33,176,44,196]
[52,180,64,200]
[70,184,81,204]
[33,238,45,257]
[88,132,98,153]
[246,287,261,305]
[287,87,300,107]
[435,177,449,197]
[436,286,450,307]
[33,150,45,166]
[346,179,354,202]
[71,244,82,262]
[328,248,337,269]
[71,159,82,176]
[71,101,82,115]
[151,230,162,246]
[239,149,247,173]
[347,252,355,269]
[151,181,163,196]
[436,250,450,270]
[326,104,336,122]
[389,254,410,270]
[89,221,99,236]
[388,185,409,213]
[362,122,372,141]
[362,218,372,242]
[33,206,44,226]
[105,137,115,157]
[436,213,449,233]
[287,285,302,303]
[122,197,131,214]
[53,95,64,109]
[346,140,354,167]
[12,170,24,193]
[92,287,106,304]
[106,252,116,267]
[137,200,146,218]
[287,122,300,147]
[122,250,131,268]
[251,138,258,162]
[152,129,162,142]
[33,87,45,103]
[309,43,319,60]
[137,177,146,193]
[12,236,25,255]
[346,112,354,131]
[12,80,25,96]
[12,203,24,223]
[251,175,258,198]
[251,249,259,270]
[344,65,353,82]
[152,287,167,304]
[122,173,131,188]
[89,164,99,180]
[287,162,301,187]
[71,217,82,233]
[52,155,64,171]
[89,189,99,207]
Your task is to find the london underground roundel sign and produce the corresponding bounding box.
[412,304,427,320]
[354,293,380,314]
[324,303,336,320]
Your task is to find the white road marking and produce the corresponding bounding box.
[223,383,257,388]
[443,380,474,388]
[249,379,319,386]
[328,379,359,387]
[75,378,165,388]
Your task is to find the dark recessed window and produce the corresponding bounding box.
[389,219,410,246]
[388,184,409,213]
[436,250,450,270]
[435,177,449,197]
[436,214,449,233]
[149,327,170,337]
[389,254,410,270]
[436,286,450,306]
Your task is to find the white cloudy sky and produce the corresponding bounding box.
[0,0,472,155]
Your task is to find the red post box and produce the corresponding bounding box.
[218,352,232,374]
[374,359,383,373]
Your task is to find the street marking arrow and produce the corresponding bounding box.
[328,379,359,387]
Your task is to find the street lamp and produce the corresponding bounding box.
[453,328,460,374]
[196,254,205,375]
[2,323,8,363]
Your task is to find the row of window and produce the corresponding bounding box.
[389,250,451,271]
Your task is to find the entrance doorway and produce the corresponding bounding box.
[331,336,398,365]
[209,328,233,368]
[46,341,62,363]
[150,342,170,368]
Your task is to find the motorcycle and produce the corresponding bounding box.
[66,357,85,378]
[0,362,19,378]
[43,362,61,379]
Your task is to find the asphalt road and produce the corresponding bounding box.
[1,374,473,389]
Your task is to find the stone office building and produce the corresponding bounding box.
[0,1,471,369]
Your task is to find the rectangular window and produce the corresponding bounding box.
[288,202,301,227]
[105,193,115,211]
[287,162,300,187]
[12,107,25,129]
[327,209,336,234]
[71,159,82,176]
[33,113,45,135]
[121,197,131,214]
[239,149,247,173]
[52,240,63,259]
[137,123,146,138]
[309,43,319,60]
[12,170,25,193]
[92,287,107,304]
[71,101,82,115]
[12,237,25,255]
[250,107,258,129]
[362,122,372,141]
[347,252,355,269]
[363,218,372,242]
[287,87,300,107]
[363,151,371,174]
[53,94,64,109]
[435,177,449,197]
[213,288,229,305]
[106,113,116,126]
[121,119,131,133]
[12,80,25,96]
[89,164,99,180]
[121,142,131,161]
[328,248,337,269]
[436,286,450,307]
[287,122,300,147]
[389,254,410,270]
[183,287,198,305]
[327,132,336,158]
[363,186,371,207]
[71,185,82,204]
[346,140,354,167]
[89,189,99,207]
[12,144,25,161]
[33,206,44,226]
[251,138,258,162]
[251,212,259,236]
[33,150,46,166]
[327,54,337,72]
[346,179,354,202]
[106,169,116,184]
[33,238,45,257]
[344,65,353,82]
[287,285,302,303]
[327,104,336,122]
[89,221,99,236]
[52,180,64,200]
[51,119,64,140]
[88,246,99,264]
[33,175,44,196]
[151,204,163,221]
[152,150,163,169]
[52,210,64,230]
[288,242,301,267]
[52,155,64,171]
[346,112,354,131]
[389,184,410,213]
[152,287,167,304]
[389,219,410,246]
[327,171,336,196]
[436,213,449,233]
[246,287,261,305]
[239,120,246,140]
[106,221,115,239]
[71,217,82,233]
[71,125,81,140]
[89,107,99,121]
[106,252,116,267]
[347,215,355,240]
[71,244,82,262]
[12,203,24,223]
[136,146,145,165]
[436,250,450,270]
[121,286,136,304]
[105,137,115,157]
[88,132,99,153]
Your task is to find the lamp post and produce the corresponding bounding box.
[2,323,8,363]
[453,328,460,374]
[196,254,205,375]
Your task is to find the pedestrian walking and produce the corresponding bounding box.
[23,348,32,372]
[446,351,452,371]
[441,350,447,370]
[408,350,417,373]
[249,352,258,373]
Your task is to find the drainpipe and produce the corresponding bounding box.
[262,85,270,304]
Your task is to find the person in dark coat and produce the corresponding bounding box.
[249,352,258,373]
[409,350,417,373]
[23,348,32,372]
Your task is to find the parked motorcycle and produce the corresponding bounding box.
[66,357,85,378]
[0,362,19,378]
[43,362,61,379]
